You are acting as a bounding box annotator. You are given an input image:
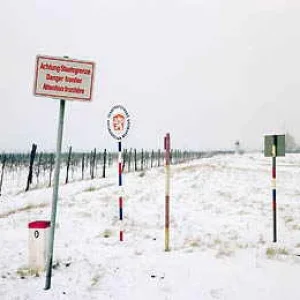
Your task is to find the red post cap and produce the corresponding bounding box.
[28,220,51,229]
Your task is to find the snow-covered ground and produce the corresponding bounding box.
[1,152,300,300]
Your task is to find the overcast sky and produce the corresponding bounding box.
[1,0,300,152]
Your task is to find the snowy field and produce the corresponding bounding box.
[1,152,300,299]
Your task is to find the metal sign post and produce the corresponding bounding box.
[107,105,130,241]
[264,134,285,243]
[164,133,171,251]
[33,55,95,290]
[44,99,65,290]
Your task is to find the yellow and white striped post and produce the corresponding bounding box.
[164,133,171,251]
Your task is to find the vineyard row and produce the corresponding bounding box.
[0,144,234,196]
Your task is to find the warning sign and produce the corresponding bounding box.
[34,55,95,101]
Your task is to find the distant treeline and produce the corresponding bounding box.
[0,145,234,195]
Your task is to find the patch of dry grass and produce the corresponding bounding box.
[0,203,48,219]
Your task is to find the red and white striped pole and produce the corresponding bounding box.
[118,141,124,241]
[164,133,171,251]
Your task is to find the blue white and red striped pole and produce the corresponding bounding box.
[272,136,277,243]
[107,105,130,242]
[118,141,124,241]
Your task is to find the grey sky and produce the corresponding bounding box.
[1,0,300,152]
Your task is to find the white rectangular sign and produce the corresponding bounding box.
[34,55,95,101]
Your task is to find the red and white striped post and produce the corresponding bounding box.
[164,133,171,251]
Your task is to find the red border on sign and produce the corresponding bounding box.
[33,55,95,101]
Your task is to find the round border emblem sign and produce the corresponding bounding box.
[107,105,130,140]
